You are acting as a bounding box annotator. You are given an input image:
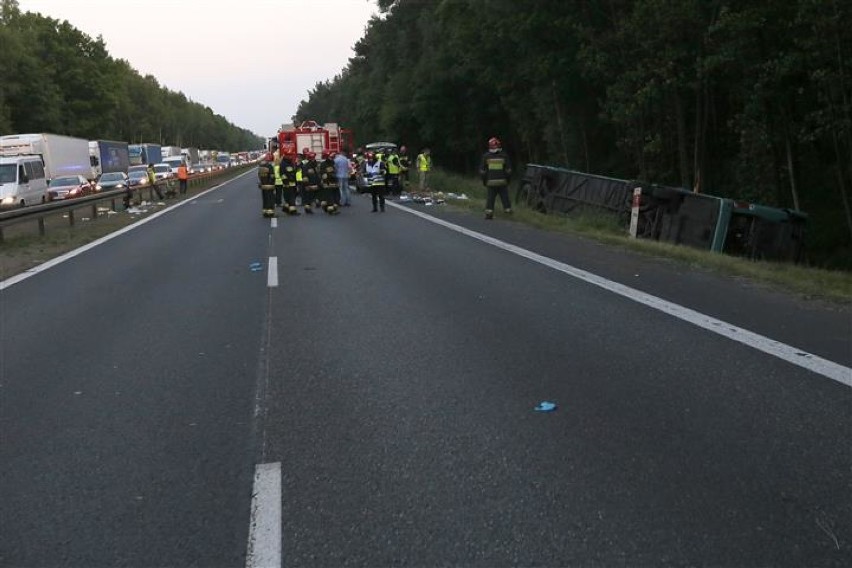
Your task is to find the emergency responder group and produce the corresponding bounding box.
[257,136,513,220]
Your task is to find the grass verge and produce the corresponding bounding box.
[423,169,852,305]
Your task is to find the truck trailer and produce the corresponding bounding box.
[161,145,182,158]
[128,143,163,166]
[89,140,130,178]
[181,147,199,165]
[0,133,91,181]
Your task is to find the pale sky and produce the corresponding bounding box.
[18,0,379,139]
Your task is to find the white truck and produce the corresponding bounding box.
[161,145,182,158]
[181,147,199,166]
[0,133,91,182]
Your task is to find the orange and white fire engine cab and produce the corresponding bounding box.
[275,120,354,157]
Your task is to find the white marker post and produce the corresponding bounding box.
[629,187,642,238]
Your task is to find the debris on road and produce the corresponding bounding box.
[534,401,558,412]
[249,262,263,272]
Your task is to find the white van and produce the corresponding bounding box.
[0,155,48,208]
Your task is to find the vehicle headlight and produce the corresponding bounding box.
[117,183,125,188]
[95,184,102,190]
[1,196,14,204]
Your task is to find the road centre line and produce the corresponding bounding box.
[267,257,278,288]
[245,462,282,568]
[388,202,852,388]
[0,169,255,292]
[270,218,278,229]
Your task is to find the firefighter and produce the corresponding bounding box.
[295,147,309,208]
[273,157,285,209]
[318,150,339,214]
[386,147,402,197]
[479,137,513,220]
[300,151,321,214]
[257,154,276,217]
[365,151,388,212]
[279,152,300,215]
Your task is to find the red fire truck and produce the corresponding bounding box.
[275,120,354,157]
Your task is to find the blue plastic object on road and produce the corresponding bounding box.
[534,401,558,412]
[249,262,263,272]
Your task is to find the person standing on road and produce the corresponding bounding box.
[273,158,285,209]
[398,145,410,192]
[279,152,300,215]
[416,148,431,191]
[146,163,164,200]
[334,150,352,207]
[257,154,276,217]
[300,151,321,214]
[319,151,339,214]
[479,137,513,220]
[365,151,388,213]
[386,147,402,197]
[177,162,189,196]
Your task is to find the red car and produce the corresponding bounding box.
[47,175,95,201]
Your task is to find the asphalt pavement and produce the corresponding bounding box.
[1,176,850,567]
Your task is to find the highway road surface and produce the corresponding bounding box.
[1,171,850,567]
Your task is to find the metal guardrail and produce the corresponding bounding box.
[0,166,252,241]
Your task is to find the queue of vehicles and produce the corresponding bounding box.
[1,132,252,209]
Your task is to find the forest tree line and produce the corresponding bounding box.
[0,0,262,153]
[294,0,852,267]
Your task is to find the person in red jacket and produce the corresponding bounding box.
[177,162,189,196]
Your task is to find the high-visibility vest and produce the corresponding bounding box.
[387,154,400,175]
[273,164,283,185]
[417,153,431,172]
[177,165,188,180]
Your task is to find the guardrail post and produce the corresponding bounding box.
[38,218,45,236]
[68,209,75,227]
[91,203,98,219]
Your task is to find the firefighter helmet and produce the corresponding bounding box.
[488,137,501,150]
[308,151,317,160]
[321,150,330,159]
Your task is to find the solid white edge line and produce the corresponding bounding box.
[387,201,852,388]
[246,462,282,568]
[267,257,278,288]
[0,169,255,292]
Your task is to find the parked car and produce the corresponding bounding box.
[95,171,129,191]
[47,175,94,201]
